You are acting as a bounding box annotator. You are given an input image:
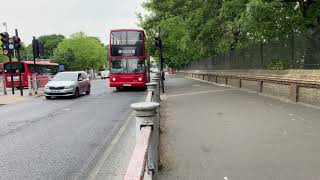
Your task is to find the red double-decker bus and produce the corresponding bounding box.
[2,60,59,88]
[109,29,150,90]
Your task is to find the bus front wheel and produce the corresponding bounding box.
[116,87,121,91]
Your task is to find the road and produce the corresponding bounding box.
[0,79,146,180]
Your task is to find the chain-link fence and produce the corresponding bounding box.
[183,31,320,70]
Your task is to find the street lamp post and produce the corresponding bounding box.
[155,27,165,93]
[2,22,7,32]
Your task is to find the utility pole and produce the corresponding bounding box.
[32,37,40,94]
[15,29,23,96]
[7,36,15,94]
[155,27,165,93]
[2,22,7,32]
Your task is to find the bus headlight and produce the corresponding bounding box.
[112,77,116,81]
[138,77,143,81]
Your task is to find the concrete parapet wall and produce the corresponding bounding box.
[299,87,320,106]
[262,82,291,100]
[241,80,258,92]
[179,69,320,107]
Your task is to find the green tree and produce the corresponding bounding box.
[19,43,33,60]
[140,0,320,68]
[38,34,65,58]
[53,32,106,71]
[0,53,8,63]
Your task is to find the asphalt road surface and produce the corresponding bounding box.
[0,80,146,180]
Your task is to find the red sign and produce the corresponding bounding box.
[3,50,8,56]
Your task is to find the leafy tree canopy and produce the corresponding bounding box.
[38,34,65,59]
[53,32,106,71]
[140,0,320,68]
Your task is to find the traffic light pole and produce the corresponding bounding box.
[8,53,15,94]
[15,29,23,96]
[158,27,165,93]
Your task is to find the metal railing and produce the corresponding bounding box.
[124,74,161,180]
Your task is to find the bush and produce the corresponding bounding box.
[267,59,285,70]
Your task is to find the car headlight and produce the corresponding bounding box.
[45,86,49,89]
[65,85,75,89]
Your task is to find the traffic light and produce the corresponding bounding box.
[32,38,39,58]
[38,41,44,56]
[154,36,162,49]
[8,37,14,56]
[1,32,9,56]
[32,37,45,58]
[14,36,21,50]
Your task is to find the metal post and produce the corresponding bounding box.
[2,75,7,95]
[131,102,160,178]
[15,29,23,96]
[33,74,38,94]
[28,75,32,96]
[8,54,15,94]
[158,27,165,93]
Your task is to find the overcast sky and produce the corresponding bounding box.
[0,0,146,45]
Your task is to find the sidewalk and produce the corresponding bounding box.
[159,75,320,180]
[0,87,43,105]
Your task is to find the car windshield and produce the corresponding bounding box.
[52,73,78,81]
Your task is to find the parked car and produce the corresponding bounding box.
[44,71,90,99]
[100,70,110,79]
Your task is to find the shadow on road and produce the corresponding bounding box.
[45,95,87,100]
[114,87,147,93]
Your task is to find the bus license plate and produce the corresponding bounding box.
[123,84,131,87]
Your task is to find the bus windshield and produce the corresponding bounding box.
[3,62,25,74]
[111,59,145,74]
[111,31,143,45]
[27,64,59,75]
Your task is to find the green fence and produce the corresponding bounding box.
[184,31,320,70]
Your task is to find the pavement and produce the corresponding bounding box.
[159,75,320,180]
[0,79,146,180]
[0,88,44,105]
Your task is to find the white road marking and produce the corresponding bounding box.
[166,89,234,98]
[224,176,229,180]
[85,112,134,180]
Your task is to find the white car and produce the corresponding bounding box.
[150,67,159,73]
[100,70,110,79]
[44,71,91,99]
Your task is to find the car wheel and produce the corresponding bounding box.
[86,85,91,95]
[45,96,51,99]
[74,88,80,98]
